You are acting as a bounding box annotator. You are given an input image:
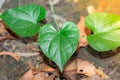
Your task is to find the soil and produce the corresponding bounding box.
[0,0,120,80]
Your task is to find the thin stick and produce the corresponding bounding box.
[49,0,60,31]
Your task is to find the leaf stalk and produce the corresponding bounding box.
[49,0,60,31]
[0,13,2,19]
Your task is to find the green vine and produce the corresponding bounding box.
[49,0,60,31]
[0,13,2,18]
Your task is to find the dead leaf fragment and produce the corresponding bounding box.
[77,59,96,77]
[0,22,7,34]
[19,70,34,80]
[0,21,14,41]
[81,74,102,80]
[64,58,77,71]
[0,51,20,61]
[63,58,77,80]
[20,62,58,80]
[95,68,108,79]
[20,70,54,80]
[77,16,91,49]
[33,72,55,80]
[0,35,14,41]
[63,71,76,80]
[77,59,108,79]
[39,62,56,72]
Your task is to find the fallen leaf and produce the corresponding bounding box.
[64,58,77,71]
[19,70,34,80]
[63,58,77,80]
[81,74,102,80]
[0,21,7,34]
[39,62,59,77]
[77,59,108,79]
[0,21,14,41]
[20,62,58,80]
[0,51,20,61]
[77,59,96,77]
[20,71,54,80]
[0,35,14,41]
[95,68,108,79]
[28,61,37,70]
[27,61,40,75]
[63,71,76,80]
[33,72,55,80]
[77,16,91,49]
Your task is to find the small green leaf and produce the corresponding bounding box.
[1,4,46,37]
[85,12,120,51]
[38,22,79,72]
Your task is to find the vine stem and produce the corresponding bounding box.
[0,13,2,19]
[49,0,60,31]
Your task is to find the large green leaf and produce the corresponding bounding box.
[85,12,120,51]
[38,22,79,72]
[1,4,46,37]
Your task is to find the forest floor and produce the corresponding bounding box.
[0,0,120,80]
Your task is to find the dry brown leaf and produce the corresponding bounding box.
[63,71,76,80]
[77,59,96,77]
[0,26,7,34]
[63,58,108,80]
[38,63,59,79]
[0,21,7,34]
[0,35,14,41]
[28,61,40,75]
[64,58,77,71]
[20,70,54,80]
[0,51,20,61]
[0,21,14,41]
[19,70,34,80]
[63,58,77,80]
[77,59,108,79]
[33,72,55,80]
[95,68,108,79]
[39,62,56,72]
[77,16,91,49]
[28,61,37,70]
[20,62,57,80]
[81,74,102,80]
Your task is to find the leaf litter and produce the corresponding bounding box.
[0,51,20,61]
[0,20,14,41]
[0,0,113,80]
[19,61,59,80]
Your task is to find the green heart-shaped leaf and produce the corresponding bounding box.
[1,4,46,37]
[38,22,79,72]
[85,12,120,51]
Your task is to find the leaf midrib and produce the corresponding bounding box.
[90,32,120,43]
[5,11,37,24]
